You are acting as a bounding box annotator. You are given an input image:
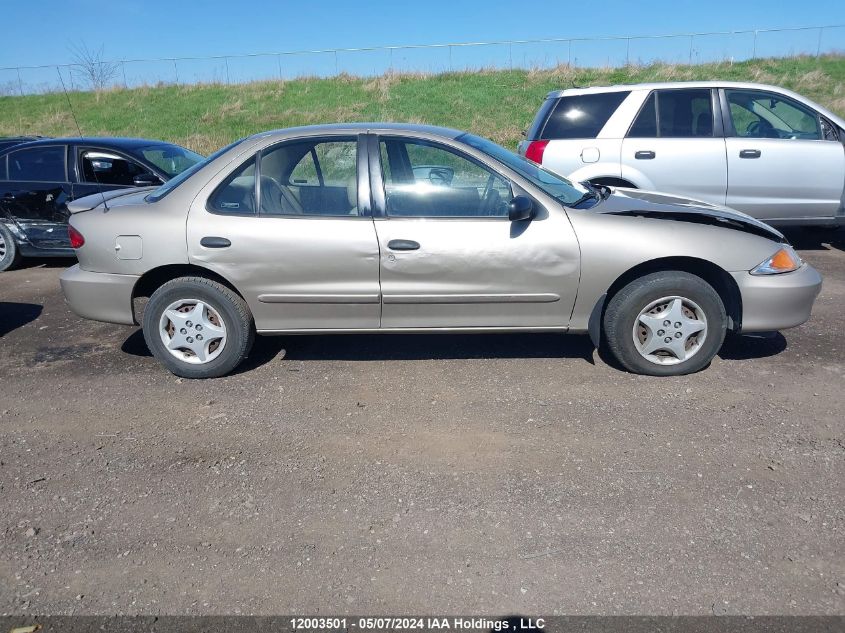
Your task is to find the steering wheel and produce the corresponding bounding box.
[745,119,776,138]
[479,174,503,216]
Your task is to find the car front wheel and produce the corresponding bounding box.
[142,276,255,379]
[603,271,727,376]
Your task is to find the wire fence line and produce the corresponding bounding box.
[2,24,844,96]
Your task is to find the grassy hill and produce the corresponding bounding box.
[1,55,843,154]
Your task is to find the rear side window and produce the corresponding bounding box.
[526,98,558,140]
[540,91,630,140]
[207,158,257,216]
[7,146,66,181]
[629,89,714,138]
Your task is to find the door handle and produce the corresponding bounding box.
[739,149,761,159]
[200,236,231,248]
[387,239,420,251]
[634,150,655,160]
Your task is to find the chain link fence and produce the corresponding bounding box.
[2,24,844,96]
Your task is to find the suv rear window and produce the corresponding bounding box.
[536,91,630,140]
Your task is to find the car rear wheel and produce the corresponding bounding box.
[0,224,22,272]
[603,271,727,376]
[142,276,254,379]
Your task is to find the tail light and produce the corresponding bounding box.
[525,140,549,164]
[68,225,85,249]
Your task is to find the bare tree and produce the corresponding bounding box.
[70,43,120,91]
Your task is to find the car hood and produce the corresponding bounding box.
[593,188,785,242]
[67,187,157,213]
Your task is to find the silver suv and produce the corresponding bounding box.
[518,82,845,226]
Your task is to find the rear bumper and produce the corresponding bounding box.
[59,265,139,326]
[732,264,823,333]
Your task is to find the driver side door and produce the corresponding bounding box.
[722,88,845,222]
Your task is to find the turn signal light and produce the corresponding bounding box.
[68,225,85,249]
[525,140,549,164]
[751,246,801,275]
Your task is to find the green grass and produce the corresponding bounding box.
[1,55,843,154]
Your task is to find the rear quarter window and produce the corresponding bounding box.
[526,98,558,140]
[540,91,630,140]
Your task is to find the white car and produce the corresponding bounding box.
[518,81,845,226]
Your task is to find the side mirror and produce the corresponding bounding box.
[508,195,534,222]
[133,173,162,187]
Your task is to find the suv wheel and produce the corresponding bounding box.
[143,277,254,378]
[603,271,727,376]
[0,224,22,272]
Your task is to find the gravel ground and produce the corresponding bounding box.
[0,229,843,616]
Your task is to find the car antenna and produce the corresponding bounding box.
[56,68,109,211]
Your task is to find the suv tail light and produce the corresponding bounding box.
[68,225,85,249]
[525,140,549,164]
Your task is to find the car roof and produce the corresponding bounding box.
[251,122,465,141]
[547,81,807,99]
[0,135,45,141]
[0,136,183,154]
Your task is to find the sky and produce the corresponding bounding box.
[1,1,842,87]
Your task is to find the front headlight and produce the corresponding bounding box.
[751,245,802,275]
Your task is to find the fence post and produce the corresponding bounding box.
[568,40,572,67]
[816,27,824,57]
[688,35,694,65]
[16,68,23,96]
[334,50,339,75]
[625,37,630,66]
[448,45,453,71]
[122,61,128,88]
[173,59,179,85]
[509,43,513,70]
[752,30,758,59]
[277,54,283,80]
[225,57,230,84]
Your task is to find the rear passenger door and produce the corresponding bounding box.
[371,134,581,329]
[0,144,73,250]
[621,88,727,205]
[187,135,382,332]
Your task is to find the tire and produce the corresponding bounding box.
[0,223,22,272]
[602,271,726,376]
[142,276,255,379]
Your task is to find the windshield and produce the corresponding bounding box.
[457,133,590,206]
[135,144,204,178]
[146,138,245,203]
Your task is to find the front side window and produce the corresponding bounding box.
[260,138,358,216]
[629,89,714,138]
[726,90,821,140]
[379,138,512,218]
[7,146,66,182]
[541,91,630,139]
[78,149,151,186]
